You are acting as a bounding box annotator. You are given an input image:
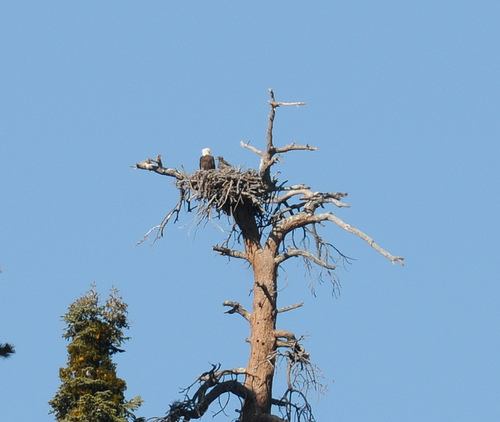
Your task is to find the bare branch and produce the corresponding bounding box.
[269,101,307,108]
[213,246,248,261]
[302,191,350,213]
[275,247,337,270]
[272,336,324,422]
[136,188,185,245]
[134,156,183,180]
[274,330,296,340]
[277,302,303,313]
[325,213,405,265]
[272,188,312,204]
[240,140,263,156]
[275,334,310,358]
[268,88,306,109]
[270,187,349,216]
[135,225,162,247]
[223,301,251,322]
[167,380,249,421]
[274,211,404,266]
[198,366,247,382]
[275,142,316,154]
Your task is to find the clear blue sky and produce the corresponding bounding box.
[1,2,499,421]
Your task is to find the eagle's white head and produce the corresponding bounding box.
[201,148,211,156]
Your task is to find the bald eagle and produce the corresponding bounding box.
[200,148,216,170]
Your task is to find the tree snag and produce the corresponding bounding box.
[136,90,404,422]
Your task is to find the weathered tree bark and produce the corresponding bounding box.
[241,245,279,421]
[228,196,280,421]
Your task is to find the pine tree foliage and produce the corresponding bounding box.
[0,342,15,358]
[49,285,143,422]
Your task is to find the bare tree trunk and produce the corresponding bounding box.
[230,204,279,421]
[241,244,279,422]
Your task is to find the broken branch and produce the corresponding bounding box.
[134,157,183,180]
[223,301,251,321]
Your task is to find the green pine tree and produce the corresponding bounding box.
[0,342,15,358]
[49,285,143,422]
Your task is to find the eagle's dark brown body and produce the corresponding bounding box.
[200,148,215,170]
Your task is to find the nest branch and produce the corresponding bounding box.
[134,155,183,180]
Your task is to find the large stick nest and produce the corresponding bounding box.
[178,167,274,222]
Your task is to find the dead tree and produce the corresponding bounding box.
[135,90,404,422]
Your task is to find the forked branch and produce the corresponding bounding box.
[273,211,404,266]
[256,89,314,186]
